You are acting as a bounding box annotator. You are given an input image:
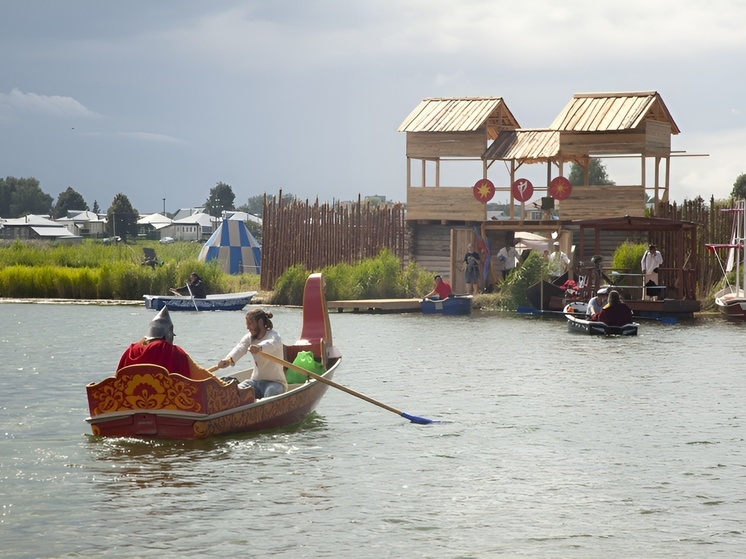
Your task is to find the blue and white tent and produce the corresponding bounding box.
[198,219,261,275]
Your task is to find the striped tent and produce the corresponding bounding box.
[197,219,261,275]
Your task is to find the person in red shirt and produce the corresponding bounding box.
[423,275,454,300]
[595,290,634,326]
[118,307,218,381]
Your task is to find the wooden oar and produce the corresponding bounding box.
[261,351,438,425]
[186,283,200,312]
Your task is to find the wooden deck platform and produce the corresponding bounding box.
[327,298,421,313]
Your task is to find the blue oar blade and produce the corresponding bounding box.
[401,412,435,425]
[658,316,678,324]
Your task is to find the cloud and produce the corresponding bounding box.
[82,131,188,145]
[0,88,99,119]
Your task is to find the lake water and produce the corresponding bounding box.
[1,302,744,558]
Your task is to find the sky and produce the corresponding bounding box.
[1,0,745,215]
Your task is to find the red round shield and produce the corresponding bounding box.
[511,178,533,202]
[472,179,495,203]
[549,176,572,200]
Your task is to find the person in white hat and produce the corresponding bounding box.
[117,307,219,380]
[547,241,570,282]
[586,286,609,319]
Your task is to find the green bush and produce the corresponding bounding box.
[611,241,646,274]
[269,250,434,305]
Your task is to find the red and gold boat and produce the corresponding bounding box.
[86,273,341,439]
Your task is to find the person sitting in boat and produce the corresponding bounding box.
[586,286,609,318]
[118,306,220,381]
[423,275,454,300]
[215,308,287,398]
[595,290,634,326]
[170,272,206,298]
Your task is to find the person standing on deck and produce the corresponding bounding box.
[547,242,570,283]
[641,244,664,300]
[463,243,481,295]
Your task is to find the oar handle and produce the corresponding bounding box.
[261,351,404,417]
[186,283,200,312]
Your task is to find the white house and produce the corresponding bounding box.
[55,210,107,238]
[160,211,214,241]
[137,213,173,239]
[2,215,82,243]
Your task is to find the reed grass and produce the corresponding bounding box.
[270,249,434,305]
[0,239,259,300]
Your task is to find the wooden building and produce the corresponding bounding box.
[398,91,692,296]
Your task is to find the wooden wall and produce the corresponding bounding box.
[558,185,646,220]
[559,121,671,156]
[406,187,487,221]
[406,130,487,158]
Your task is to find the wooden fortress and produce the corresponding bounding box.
[397,91,698,304]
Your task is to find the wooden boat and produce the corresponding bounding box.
[143,291,257,311]
[420,295,472,315]
[563,303,639,336]
[525,277,569,311]
[707,200,746,320]
[86,274,341,439]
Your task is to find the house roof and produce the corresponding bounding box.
[483,129,560,162]
[225,211,262,224]
[549,91,680,134]
[138,213,172,225]
[398,97,519,138]
[3,215,58,226]
[30,226,79,238]
[172,212,213,226]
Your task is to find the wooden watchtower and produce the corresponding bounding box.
[398,91,690,296]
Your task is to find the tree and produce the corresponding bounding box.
[0,176,53,217]
[106,193,139,241]
[568,158,615,186]
[92,200,100,214]
[205,182,236,218]
[730,173,746,199]
[236,194,264,217]
[236,193,295,218]
[53,187,89,218]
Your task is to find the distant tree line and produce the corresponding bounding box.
[0,176,279,242]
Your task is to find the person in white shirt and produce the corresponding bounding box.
[586,286,609,318]
[216,308,287,398]
[547,241,570,282]
[496,243,521,280]
[641,244,664,300]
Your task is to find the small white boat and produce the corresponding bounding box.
[707,199,746,320]
[143,291,257,311]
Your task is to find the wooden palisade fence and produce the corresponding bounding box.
[657,195,740,298]
[260,191,739,298]
[260,192,408,290]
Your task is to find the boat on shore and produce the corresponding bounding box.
[143,291,257,311]
[563,303,639,336]
[421,295,472,315]
[707,200,746,320]
[86,274,341,439]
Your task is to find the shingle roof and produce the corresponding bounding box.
[398,97,519,134]
[549,91,680,134]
